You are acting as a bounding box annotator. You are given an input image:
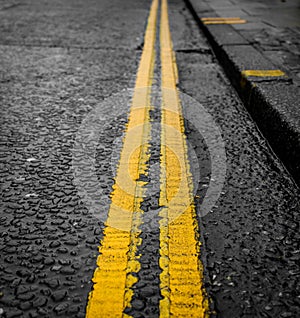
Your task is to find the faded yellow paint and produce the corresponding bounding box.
[201,17,241,20]
[201,17,247,24]
[159,0,209,317]
[241,69,286,77]
[85,0,158,316]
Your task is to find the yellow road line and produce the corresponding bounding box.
[201,17,247,24]
[241,70,286,77]
[159,0,209,317]
[85,0,158,316]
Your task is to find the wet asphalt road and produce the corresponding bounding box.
[0,0,299,317]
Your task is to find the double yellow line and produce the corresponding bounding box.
[86,0,209,316]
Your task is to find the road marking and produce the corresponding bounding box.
[85,0,158,316]
[241,70,286,77]
[159,0,209,316]
[86,0,209,316]
[201,17,243,20]
[201,17,247,24]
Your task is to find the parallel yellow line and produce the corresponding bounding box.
[159,0,209,317]
[85,0,158,316]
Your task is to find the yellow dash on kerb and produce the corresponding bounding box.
[85,0,158,317]
[241,70,286,77]
[159,0,209,317]
[201,17,247,24]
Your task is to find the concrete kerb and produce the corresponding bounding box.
[185,0,300,186]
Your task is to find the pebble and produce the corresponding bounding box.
[139,286,156,298]
[54,302,69,315]
[32,296,47,308]
[19,301,31,310]
[51,290,67,302]
[37,308,48,316]
[15,285,31,295]
[60,267,76,275]
[49,241,61,248]
[26,158,38,162]
[131,299,145,310]
[6,310,23,318]
[43,278,60,289]
[16,292,35,301]
[57,247,68,254]
[72,296,82,303]
[44,257,55,266]
[68,305,80,314]
[64,240,78,246]
[58,259,71,266]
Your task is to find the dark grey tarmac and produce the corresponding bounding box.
[0,0,299,317]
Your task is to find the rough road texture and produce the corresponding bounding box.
[0,0,145,317]
[0,0,299,318]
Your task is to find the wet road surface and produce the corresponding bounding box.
[0,0,299,317]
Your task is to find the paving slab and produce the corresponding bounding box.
[186,0,300,185]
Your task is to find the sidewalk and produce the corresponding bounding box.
[186,0,300,185]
